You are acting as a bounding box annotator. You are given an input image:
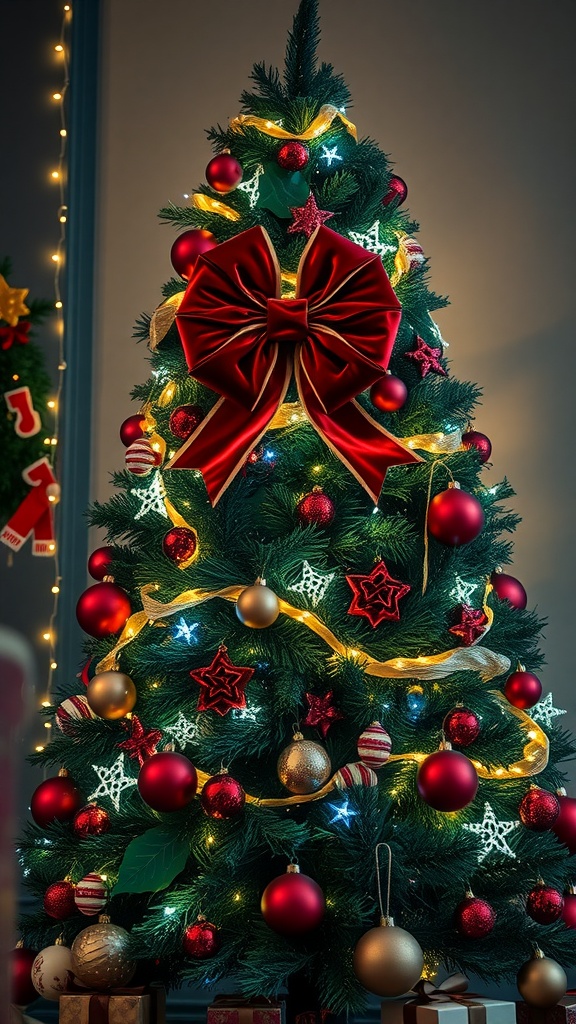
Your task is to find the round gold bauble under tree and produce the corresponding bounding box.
[353,917,424,997]
[277,732,332,794]
[86,671,137,720]
[235,578,280,628]
[516,949,567,1009]
[71,914,136,990]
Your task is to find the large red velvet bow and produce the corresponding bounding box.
[166,225,422,503]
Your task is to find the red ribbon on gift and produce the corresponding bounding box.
[0,457,57,556]
[166,225,422,504]
[0,320,30,349]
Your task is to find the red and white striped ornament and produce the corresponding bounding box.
[124,438,160,476]
[404,237,425,270]
[357,721,392,769]
[73,872,107,916]
[56,694,97,736]
[334,762,378,790]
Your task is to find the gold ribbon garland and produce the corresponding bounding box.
[229,104,357,142]
[191,193,241,222]
[149,293,185,351]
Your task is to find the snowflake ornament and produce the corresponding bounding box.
[531,693,567,729]
[349,221,396,260]
[463,801,518,862]
[237,166,262,208]
[327,796,358,828]
[88,754,137,812]
[450,576,479,604]
[232,702,262,723]
[131,472,169,520]
[172,617,199,644]
[288,561,336,607]
[164,711,199,749]
[320,145,342,167]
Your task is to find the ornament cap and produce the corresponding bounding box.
[98,913,112,924]
[255,576,266,586]
[196,913,207,922]
[286,863,301,874]
[464,888,474,899]
[292,731,304,742]
[449,481,461,490]
[312,485,323,494]
[15,938,24,949]
[439,739,453,751]
[557,787,568,797]
[55,935,65,946]
[380,915,394,927]
[567,884,576,895]
[57,767,69,778]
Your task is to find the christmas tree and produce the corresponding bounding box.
[17,0,576,1015]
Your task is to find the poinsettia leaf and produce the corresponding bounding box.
[256,162,309,218]
[112,826,190,895]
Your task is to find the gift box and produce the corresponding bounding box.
[207,995,284,1024]
[382,977,515,1024]
[59,989,159,1024]
[516,997,576,1024]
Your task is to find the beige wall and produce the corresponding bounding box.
[95,0,576,741]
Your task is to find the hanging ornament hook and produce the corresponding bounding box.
[374,842,393,925]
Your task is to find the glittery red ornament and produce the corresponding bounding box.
[168,403,204,440]
[190,646,254,716]
[417,748,478,812]
[526,883,564,924]
[455,894,496,938]
[171,229,217,279]
[138,752,198,812]
[261,865,325,935]
[43,880,76,920]
[30,773,83,828]
[404,335,446,378]
[346,559,410,627]
[76,582,132,638]
[448,605,488,646]
[11,946,38,1007]
[370,373,408,412]
[519,788,560,831]
[462,430,492,464]
[383,175,408,207]
[296,488,335,527]
[162,526,197,566]
[183,916,221,958]
[277,141,309,171]
[73,803,110,838]
[119,414,145,447]
[490,571,527,610]
[303,691,344,739]
[553,794,576,853]
[206,154,243,193]
[443,707,481,747]
[288,194,334,238]
[562,888,576,928]
[428,485,484,546]
[504,669,542,709]
[201,772,245,819]
[117,714,162,766]
[87,546,115,581]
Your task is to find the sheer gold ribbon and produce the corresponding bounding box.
[149,293,185,351]
[229,104,357,142]
[191,194,241,222]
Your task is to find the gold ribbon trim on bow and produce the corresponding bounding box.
[390,232,417,288]
[149,293,185,351]
[229,104,357,142]
[191,193,241,221]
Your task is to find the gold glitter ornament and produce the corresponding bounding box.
[71,914,136,990]
[277,731,331,794]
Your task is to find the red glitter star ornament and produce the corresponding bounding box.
[449,604,488,646]
[288,193,334,238]
[404,335,447,378]
[303,691,344,738]
[346,559,411,627]
[116,714,162,767]
[190,645,254,716]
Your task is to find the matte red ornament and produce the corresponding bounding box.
[404,335,446,378]
[183,916,221,958]
[11,946,38,1007]
[448,605,488,646]
[277,141,309,171]
[303,691,344,739]
[504,668,542,709]
[296,487,335,528]
[455,894,496,938]
[288,193,334,238]
[88,546,115,581]
[138,751,198,812]
[526,883,564,924]
[562,887,576,929]
[491,571,527,610]
[427,484,484,546]
[346,559,410,627]
[201,772,245,819]
[553,794,576,853]
[383,175,408,207]
[73,803,110,838]
[206,154,243,193]
[462,430,492,464]
[261,865,325,935]
[30,773,83,828]
[76,582,132,638]
[417,747,478,812]
[169,403,204,440]
[162,526,197,566]
[370,373,408,412]
[190,646,254,717]
[43,880,76,920]
[117,714,162,767]
[519,788,560,831]
[119,414,145,447]
[443,707,481,747]
[171,229,217,279]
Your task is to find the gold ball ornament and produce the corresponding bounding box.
[277,732,332,794]
[235,578,280,628]
[86,670,137,720]
[71,914,136,990]
[353,917,424,997]
[516,949,567,1009]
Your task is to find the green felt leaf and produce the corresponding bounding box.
[112,826,190,895]
[256,162,309,218]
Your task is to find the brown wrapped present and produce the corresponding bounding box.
[59,990,151,1024]
[207,995,285,1024]
[516,998,576,1024]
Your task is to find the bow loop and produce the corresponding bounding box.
[412,973,470,1002]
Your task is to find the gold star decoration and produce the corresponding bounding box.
[0,274,30,327]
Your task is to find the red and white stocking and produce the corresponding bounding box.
[3,386,41,437]
[1,457,58,556]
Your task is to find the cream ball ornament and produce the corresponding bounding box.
[31,939,75,1001]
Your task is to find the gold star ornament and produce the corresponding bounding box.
[0,273,30,327]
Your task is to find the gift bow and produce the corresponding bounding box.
[0,320,30,350]
[412,973,470,1003]
[166,225,422,504]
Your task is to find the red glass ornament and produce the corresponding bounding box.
[296,488,335,527]
[30,774,83,828]
[206,154,243,192]
[427,485,484,546]
[455,895,496,938]
[171,229,217,279]
[43,880,75,920]
[443,707,480,747]
[370,373,408,412]
[87,546,114,581]
[183,916,221,958]
[562,889,576,929]
[261,865,325,935]
[490,571,527,610]
[76,582,132,638]
[162,527,197,565]
[277,141,310,171]
[119,414,145,447]
[383,175,408,207]
[519,788,560,831]
[462,430,492,464]
[416,748,478,812]
[526,883,564,924]
[553,794,576,853]
[138,751,198,812]
[504,669,542,709]
[169,403,204,440]
[11,946,38,1007]
[73,803,110,837]
[201,773,245,819]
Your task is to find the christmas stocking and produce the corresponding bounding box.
[4,386,41,437]
[1,457,58,556]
